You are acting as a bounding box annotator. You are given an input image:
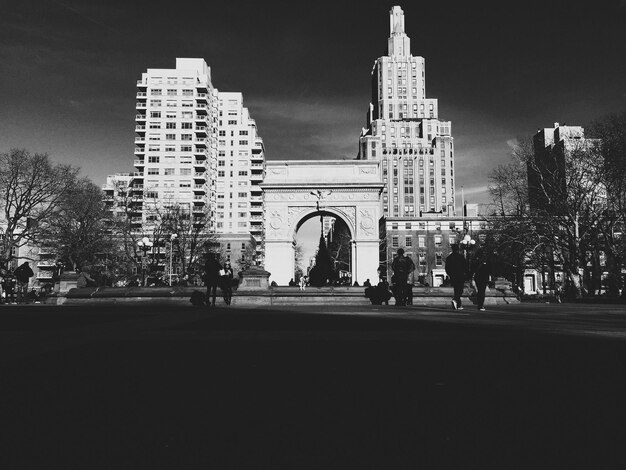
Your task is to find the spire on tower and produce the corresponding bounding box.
[387,6,411,57]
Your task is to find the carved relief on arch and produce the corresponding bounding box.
[358,208,375,236]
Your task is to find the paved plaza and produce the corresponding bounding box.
[2,302,626,468]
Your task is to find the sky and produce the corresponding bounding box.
[1,0,625,208]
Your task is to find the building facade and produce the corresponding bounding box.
[103,58,266,268]
[383,213,486,287]
[358,6,456,218]
[215,92,265,264]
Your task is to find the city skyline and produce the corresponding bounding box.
[1,0,625,206]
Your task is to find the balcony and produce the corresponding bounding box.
[251,215,263,221]
[195,104,208,114]
[193,184,206,191]
[135,114,146,121]
[134,137,145,143]
[193,171,206,178]
[250,196,263,202]
[250,163,264,169]
[193,196,204,202]
[136,92,147,98]
[194,126,207,134]
[132,172,144,177]
[134,147,145,154]
[195,113,207,121]
[131,184,144,190]
[135,125,146,131]
[133,160,145,166]
[136,103,147,109]
[194,159,205,166]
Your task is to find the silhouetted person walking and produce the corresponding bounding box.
[14,262,34,304]
[445,244,466,310]
[221,261,234,305]
[473,254,493,312]
[204,253,222,307]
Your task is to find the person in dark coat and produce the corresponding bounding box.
[445,244,466,310]
[204,253,222,307]
[14,262,34,304]
[472,251,494,311]
[221,260,234,305]
[391,248,415,306]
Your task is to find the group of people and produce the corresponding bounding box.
[203,253,234,307]
[0,262,34,304]
[365,246,494,310]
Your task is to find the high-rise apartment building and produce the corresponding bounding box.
[215,92,265,264]
[130,58,217,229]
[358,6,455,217]
[104,58,265,266]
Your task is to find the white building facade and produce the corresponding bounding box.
[104,58,265,264]
[358,6,456,218]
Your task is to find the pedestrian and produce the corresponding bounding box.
[299,276,306,291]
[288,278,297,287]
[203,252,222,307]
[363,279,371,287]
[445,244,467,310]
[76,267,96,288]
[14,262,34,304]
[391,248,415,306]
[472,252,493,312]
[221,260,234,305]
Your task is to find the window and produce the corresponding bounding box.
[164,168,175,175]
[238,192,247,198]
[148,156,160,163]
[181,134,192,141]
[181,122,192,129]
[182,89,193,96]
[435,235,442,247]
[405,236,412,247]
[151,89,161,96]
[228,120,237,125]
[166,122,176,129]
[239,130,248,135]
[147,168,159,175]
[419,253,426,266]
[165,134,175,140]
[238,212,247,218]
[239,140,248,145]
[418,236,425,248]
[436,253,443,266]
[180,168,191,176]
[150,111,161,118]
[167,89,177,96]
[181,145,192,152]
[238,171,248,176]
[392,236,399,248]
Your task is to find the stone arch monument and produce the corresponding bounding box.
[260,160,384,286]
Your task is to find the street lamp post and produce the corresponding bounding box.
[137,236,153,286]
[169,233,178,286]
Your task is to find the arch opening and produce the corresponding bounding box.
[293,210,353,286]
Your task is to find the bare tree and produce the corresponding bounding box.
[40,178,112,270]
[0,149,79,267]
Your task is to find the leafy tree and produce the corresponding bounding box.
[0,149,79,267]
[309,235,333,287]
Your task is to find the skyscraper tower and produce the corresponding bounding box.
[358,6,455,217]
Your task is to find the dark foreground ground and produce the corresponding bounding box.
[1,302,626,469]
